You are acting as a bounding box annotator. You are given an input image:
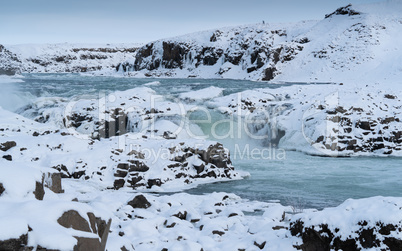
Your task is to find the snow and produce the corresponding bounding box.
[0,1,402,250]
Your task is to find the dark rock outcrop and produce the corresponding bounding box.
[262,67,277,81]
[325,4,361,18]
[162,42,188,69]
[123,27,305,81]
[127,194,151,209]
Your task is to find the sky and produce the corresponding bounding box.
[0,0,386,45]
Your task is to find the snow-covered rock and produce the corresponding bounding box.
[290,196,402,250]
[0,43,140,74]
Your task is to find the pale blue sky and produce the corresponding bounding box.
[0,0,386,44]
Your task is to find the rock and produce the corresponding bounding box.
[262,67,277,81]
[173,211,187,220]
[0,183,4,196]
[73,237,101,251]
[163,131,176,139]
[200,143,232,169]
[34,176,45,200]
[58,210,111,251]
[51,164,71,178]
[128,195,151,209]
[325,4,361,18]
[290,220,401,251]
[0,141,16,151]
[212,230,225,236]
[357,121,372,131]
[162,42,187,69]
[2,155,12,161]
[113,179,125,190]
[147,178,162,188]
[128,161,149,172]
[45,173,64,193]
[127,150,145,159]
[125,28,290,81]
[384,94,397,99]
[0,234,29,250]
[193,163,205,174]
[58,210,91,232]
[254,241,266,249]
[99,219,112,251]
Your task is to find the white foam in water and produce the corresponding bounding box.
[143,81,161,86]
[0,76,31,112]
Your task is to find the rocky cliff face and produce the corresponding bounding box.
[118,23,310,81]
[0,43,140,74]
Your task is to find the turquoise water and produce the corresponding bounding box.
[187,151,402,209]
[3,73,402,209]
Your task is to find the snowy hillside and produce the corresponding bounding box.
[118,2,402,84]
[0,43,140,74]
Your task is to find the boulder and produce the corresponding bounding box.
[127,194,151,209]
[0,141,17,151]
[58,210,111,251]
[2,155,12,161]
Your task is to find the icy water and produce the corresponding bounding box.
[3,73,402,209]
